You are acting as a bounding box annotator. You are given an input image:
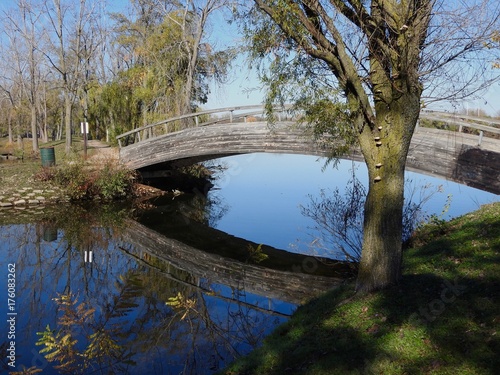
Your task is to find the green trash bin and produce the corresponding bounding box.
[40,147,56,167]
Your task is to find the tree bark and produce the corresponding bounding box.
[40,98,48,143]
[181,6,206,116]
[16,117,22,148]
[30,105,39,153]
[355,93,421,293]
[7,109,13,144]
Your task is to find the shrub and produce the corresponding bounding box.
[55,162,94,200]
[48,160,136,201]
[94,162,136,201]
[34,167,58,182]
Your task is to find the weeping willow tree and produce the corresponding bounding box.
[90,0,234,140]
[241,0,500,293]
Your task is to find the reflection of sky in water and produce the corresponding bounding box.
[209,153,499,252]
[0,223,289,374]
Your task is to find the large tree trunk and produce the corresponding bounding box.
[355,95,420,293]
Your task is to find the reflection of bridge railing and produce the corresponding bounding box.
[120,219,349,306]
[116,105,294,148]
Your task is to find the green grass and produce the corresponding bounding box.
[0,139,57,196]
[0,138,87,193]
[1,137,134,202]
[220,202,500,375]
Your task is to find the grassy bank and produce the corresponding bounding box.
[0,137,98,192]
[0,138,137,202]
[1,139,68,204]
[221,202,499,375]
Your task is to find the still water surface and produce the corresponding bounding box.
[1,154,498,374]
[208,154,499,255]
[1,204,297,374]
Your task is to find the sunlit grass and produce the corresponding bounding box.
[221,202,500,375]
[1,137,133,202]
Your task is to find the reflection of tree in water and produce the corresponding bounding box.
[301,169,366,262]
[0,205,282,374]
[0,205,130,336]
[124,251,285,374]
[301,169,440,262]
[36,275,140,375]
[36,268,285,374]
[178,188,229,228]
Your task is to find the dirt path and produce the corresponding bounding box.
[86,140,119,162]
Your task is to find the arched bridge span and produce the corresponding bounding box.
[117,106,500,194]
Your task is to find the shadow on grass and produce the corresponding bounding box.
[220,203,499,374]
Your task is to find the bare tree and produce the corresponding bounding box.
[2,0,47,152]
[420,1,500,105]
[0,26,29,147]
[43,0,100,154]
[154,0,235,115]
[0,85,16,144]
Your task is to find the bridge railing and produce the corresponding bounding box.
[116,105,294,148]
[420,110,500,146]
[116,105,500,149]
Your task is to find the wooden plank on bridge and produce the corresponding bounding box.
[119,119,500,194]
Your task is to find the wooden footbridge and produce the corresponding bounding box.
[117,106,500,194]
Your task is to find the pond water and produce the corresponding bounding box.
[0,205,295,375]
[1,153,498,374]
[207,153,499,257]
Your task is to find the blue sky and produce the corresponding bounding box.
[1,0,498,115]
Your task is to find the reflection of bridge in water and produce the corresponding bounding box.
[119,219,352,309]
[118,106,500,194]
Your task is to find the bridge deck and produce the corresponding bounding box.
[118,109,500,194]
